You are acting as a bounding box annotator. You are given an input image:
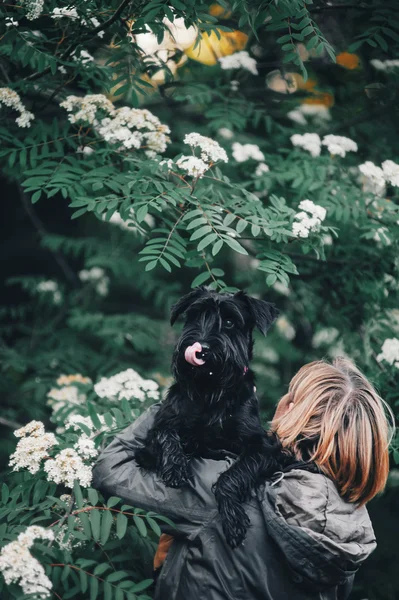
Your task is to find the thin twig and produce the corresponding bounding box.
[18,185,80,287]
[0,416,22,429]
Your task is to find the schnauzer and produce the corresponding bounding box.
[135,286,289,548]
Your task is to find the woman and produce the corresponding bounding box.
[92,358,393,600]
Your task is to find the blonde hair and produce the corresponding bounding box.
[272,358,394,506]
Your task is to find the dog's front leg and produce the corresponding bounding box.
[213,432,282,548]
[156,429,193,488]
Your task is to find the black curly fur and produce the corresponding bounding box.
[135,287,292,548]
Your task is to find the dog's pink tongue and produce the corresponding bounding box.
[184,342,205,366]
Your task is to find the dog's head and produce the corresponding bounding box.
[170,287,278,390]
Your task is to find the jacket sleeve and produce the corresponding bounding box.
[92,404,231,539]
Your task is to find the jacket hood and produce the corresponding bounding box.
[260,469,376,592]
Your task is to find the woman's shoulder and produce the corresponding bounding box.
[264,468,376,557]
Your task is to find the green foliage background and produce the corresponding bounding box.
[1,0,399,598]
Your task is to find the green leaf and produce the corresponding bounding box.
[190,226,213,241]
[107,497,121,509]
[116,513,128,539]
[133,515,147,537]
[90,576,99,600]
[74,481,84,509]
[197,233,218,251]
[88,489,99,506]
[223,236,248,255]
[131,579,153,593]
[90,509,101,541]
[101,509,114,545]
[136,205,148,222]
[191,271,211,288]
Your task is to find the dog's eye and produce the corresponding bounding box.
[223,319,235,329]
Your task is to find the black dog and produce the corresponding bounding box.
[135,287,289,548]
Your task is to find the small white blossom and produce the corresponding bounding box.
[9,422,57,475]
[20,0,44,20]
[382,160,399,187]
[276,316,295,340]
[0,526,54,598]
[47,386,87,413]
[288,104,331,124]
[255,162,270,176]
[94,368,160,402]
[79,266,109,296]
[298,199,326,221]
[291,133,321,157]
[51,7,79,19]
[292,199,326,238]
[75,436,98,459]
[44,448,93,488]
[56,374,92,385]
[219,51,258,75]
[5,17,19,26]
[230,80,240,91]
[218,128,234,139]
[359,161,386,195]
[323,233,333,245]
[287,109,307,125]
[184,132,228,164]
[370,58,399,71]
[377,338,399,368]
[176,155,209,178]
[373,226,391,245]
[272,281,291,296]
[322,134,358,157]
[232,142,265,163]
[312,327,339,348]
[0,88,34,128]
[77,145,95,155]
[36,280,62,304]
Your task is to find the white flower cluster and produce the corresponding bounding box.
[322,134,358,157]
[359,159,399,194]
[0,526,54,598]
[51,7,78,19]
[47,385,87,413]
[377,338,399,368]
[218,51,258,75]
[381,160,399,187]
[94,368,160,402]
[56,374,92,386]
[232,142,265,163]
[174,132,228,178]
[371,59,399,71]
[44,447,93,488]
[0,88,34,128]
[79,267,109,297]
[61,95,171,155]
[36,280,62,304]
[51,8,104,36]
[312,327,339,348]
[176,155,208,178]
[291,133,358,158]
[291,133,321,157]
[288,104,331,125]
[184,132,228,164]
[292,199,327,238]
[20,0,44,20]
[276,316,296,341]
[9,421,57,475]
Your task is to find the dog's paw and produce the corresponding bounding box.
[160,462,193,488]
[219,499,251,549]
[134,447,157,471]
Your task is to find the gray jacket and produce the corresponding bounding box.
[92,404,376,600]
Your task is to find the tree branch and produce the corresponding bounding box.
[18,185,80,287]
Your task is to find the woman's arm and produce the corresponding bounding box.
[92,404,231,539]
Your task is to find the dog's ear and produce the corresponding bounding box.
[237,292,279,335]
[170,286,208,326]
